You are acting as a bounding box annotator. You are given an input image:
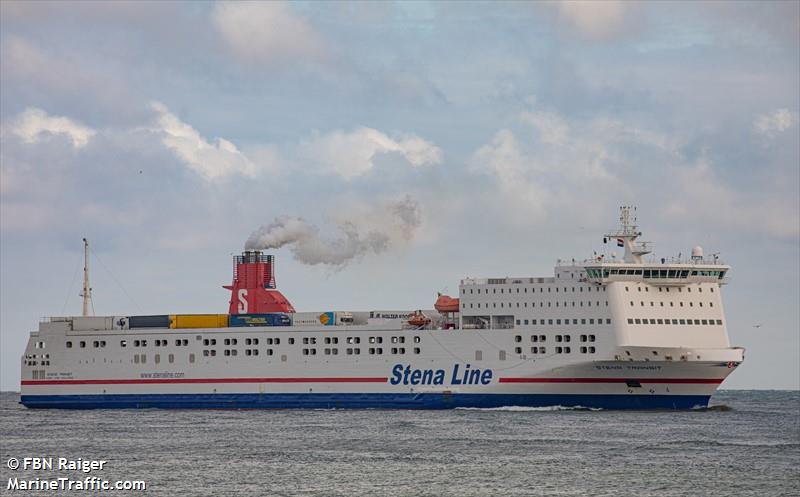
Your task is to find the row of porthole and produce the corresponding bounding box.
[626,318,723,326]
[514,346,597,354]
[466,301,608,310]
[464,286,605,295]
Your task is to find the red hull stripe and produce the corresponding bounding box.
[498,378,723,384]
[21,377,388,386]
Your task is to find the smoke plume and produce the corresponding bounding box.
[245,196,421,267]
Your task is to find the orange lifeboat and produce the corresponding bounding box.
[408,310,431,327]
[434,294,460,313]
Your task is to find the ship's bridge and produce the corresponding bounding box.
[575,260,730,286]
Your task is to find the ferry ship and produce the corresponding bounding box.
[20,207,744,409]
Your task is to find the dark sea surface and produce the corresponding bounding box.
[1,390,798,496]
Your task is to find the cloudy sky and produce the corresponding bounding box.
[1,1,798,390]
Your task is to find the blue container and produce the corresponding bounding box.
[129,315,171,329]
[229,313,291,327]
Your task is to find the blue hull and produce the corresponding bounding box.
[20,393,711,410]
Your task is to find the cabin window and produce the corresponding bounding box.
[66,341,73,348]
[80,341,86,348]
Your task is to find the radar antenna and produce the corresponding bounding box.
[606,206,652,264]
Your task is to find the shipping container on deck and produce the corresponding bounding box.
[292,311,354,326]
[170,314,229,329]
[71,316,115,331]
[229,313,291,327]
[128,315,173,329]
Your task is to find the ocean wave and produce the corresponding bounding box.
[455,405,603,412]
[692,404,734,412]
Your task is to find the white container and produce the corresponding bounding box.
[71,316,115,331]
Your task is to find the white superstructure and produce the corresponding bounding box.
[20,208,744,409]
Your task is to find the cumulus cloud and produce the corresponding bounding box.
[150,102,257,180]
[520,109,570,145]
[664,155,799,239]
[472,129,551,220]
[301,127,443,179]
[556,0,635,41]
[5,107,96,148]
[753,108,798,138]
[212,1,327,64]
[470,108,685,226]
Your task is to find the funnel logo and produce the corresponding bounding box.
[318,312,333,325]
[237,289,248,314]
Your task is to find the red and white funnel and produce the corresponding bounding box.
[224,251,295,314]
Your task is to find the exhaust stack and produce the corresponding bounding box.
[224,251,295,315]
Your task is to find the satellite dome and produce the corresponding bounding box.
[691,246,703,259]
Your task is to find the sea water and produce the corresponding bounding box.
[1,390,797,496]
